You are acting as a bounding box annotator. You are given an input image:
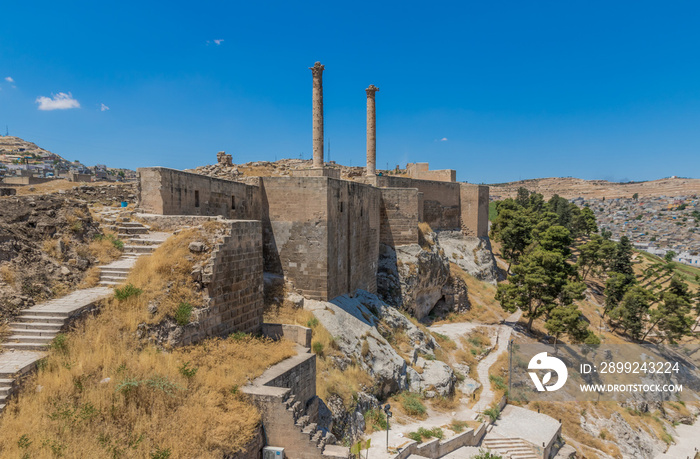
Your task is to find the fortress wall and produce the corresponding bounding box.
[326,179,381,299]
[460,183,489,237]
[379,188,420,246]
[406,162,457,182]
[136,167,261,220]
[180,220,264,344]
[374,175,461,230]
[260,177,330,299]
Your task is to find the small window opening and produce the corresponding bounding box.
[231,196,236,210]
[195,190,200,207]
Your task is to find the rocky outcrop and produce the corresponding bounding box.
[306,291,455,399]
[377,239,451,319]
[0,194,122,321]
[581,411,665,459]
[436,231,499,284]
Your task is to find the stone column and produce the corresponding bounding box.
[365,85,379,176]
[310,62,325,168]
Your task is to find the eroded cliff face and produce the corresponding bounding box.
[377,230,498,319]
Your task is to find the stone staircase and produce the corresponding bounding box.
[482,437,539,459]
[284,392,337,452]
[0,214,169,414]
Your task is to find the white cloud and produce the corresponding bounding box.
[440,137,448,142]
[100,103,109,111]
[4,77,13,83]
[214,39,224,45]
[36,92,81,111]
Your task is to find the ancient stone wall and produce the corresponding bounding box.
[137,167,261,220]
[406,162,456,182]
[379,188,420,246]
[179,220,264,344]
[460,183,489,237]
[373,175,462,230]
[1,176,54,186]
[260,177,330,299]
[326,179,380,299]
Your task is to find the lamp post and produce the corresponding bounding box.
[383,404,392,452]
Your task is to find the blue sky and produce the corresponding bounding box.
[1,1,699,183]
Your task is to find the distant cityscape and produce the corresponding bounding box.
[573,195,700,267]
[0,135,136,184]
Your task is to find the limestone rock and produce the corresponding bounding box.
[285,292,305,309]
[418,360,455,397]
[377,242,450,319]
[188,241,206,253]
[436,231,500,283]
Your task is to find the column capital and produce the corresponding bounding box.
[309,61,325,77]
[366,84,379,97]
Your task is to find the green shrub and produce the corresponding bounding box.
[306,317,319,328]
[398,392,426,417]
[484,406,500,422]
[178,361,198,379]
[407,431,422,443]
[450,420,469,433]
[51,334,68,353]
[230,331,247,341]
[311,341,324,355]
[363,409,387,431]
[150,447,171,459]
[174,302,193,326]
[489,374,507,391]
[114,284,142,301]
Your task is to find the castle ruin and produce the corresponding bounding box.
[136,61,489,336]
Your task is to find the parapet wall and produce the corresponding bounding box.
[379,188,421,246]
[406,162,456,182]
[179,220,264,344]
[460,183,489,237]
[373,175,461,230]
[137,167,261,220]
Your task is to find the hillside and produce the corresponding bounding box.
[489,177,700,200]
[0,136,61,159]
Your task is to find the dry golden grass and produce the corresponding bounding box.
[12,180,116,196]
[429,393,461,412]
[0,309,295,458]
[78,267,101,289]
[121,222,223,325]
[88,232,124,265]
[433,264,510,325]
[417,222,434,249]
[0,264,15,285]
[488,351,509,401]
[42,239,62,260]
[0,221,297,458]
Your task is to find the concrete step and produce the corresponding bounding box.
[1,342,48,351]
[8,328,57,338]
[15,315,65,324]
[99,270,128,277]
[99,276,126,283]
[21,310,71,319]
[98,281,121,286]
[117,227,148,234]
[0,379,14,385]
[10,322,62,332]
[128,238,163,246]
[295,414,310,428]
[302,423,318,435]
[6,335,55,344]
[0,386,12,397]
[97,266,131,273]
[119,222,145,228]
[124,245,156,254]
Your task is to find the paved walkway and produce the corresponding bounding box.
[364,311,522,459]
[655,422,700,459]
